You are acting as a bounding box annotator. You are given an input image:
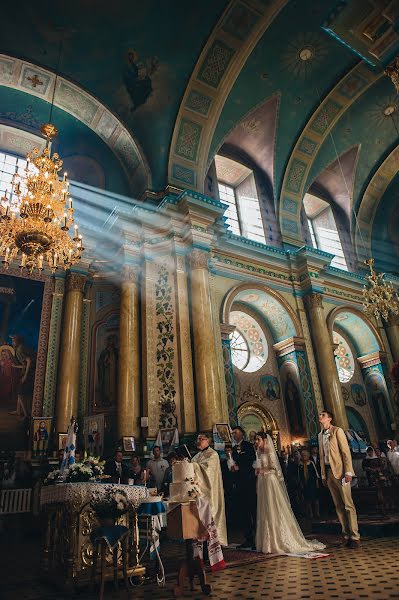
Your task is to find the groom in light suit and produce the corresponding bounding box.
[318,410,360,548]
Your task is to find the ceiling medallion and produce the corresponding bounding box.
[363,258,399,322]
[299,47,314,61]
[0,123,84,274]
[384,104,397,116]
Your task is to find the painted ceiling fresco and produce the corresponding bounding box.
[333,311,380,357]
[209,0,357,198]
[372,171,399,274]
[234,289,297,343]
[0,0,228,189]
[0,87,130,194]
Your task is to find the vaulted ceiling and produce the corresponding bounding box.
[1,0,399,271]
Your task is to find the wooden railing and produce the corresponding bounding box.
[0,488,32,514]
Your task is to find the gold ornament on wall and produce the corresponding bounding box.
[362,258,399,322]
[385,56,399,95]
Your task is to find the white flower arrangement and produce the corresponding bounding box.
[90,487,130,520]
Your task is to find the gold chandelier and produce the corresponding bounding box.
[385,56,399,95]
[363,258,399,321]
[0,122,84,274]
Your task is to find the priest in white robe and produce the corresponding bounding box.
[192,433,228,546]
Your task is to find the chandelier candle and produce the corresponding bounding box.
[0,123,84,274]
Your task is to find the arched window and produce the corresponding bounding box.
[304,193,347,270]
[229,310,268,373]
[333,331,354,383]
[0,151,29,212]
[215,155,266,244]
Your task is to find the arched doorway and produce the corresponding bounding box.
[346,406,370,441]
[237,401,279,448]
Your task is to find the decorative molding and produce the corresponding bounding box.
[279,62,382,245]
[220,322,236,340]
[273,336,306,357]
[0,53,151,191]
[358,351,386,369]
[168,0,288,191]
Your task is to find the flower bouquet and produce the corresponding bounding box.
[44,468,61,485]
[64,454,105,483]
[90,486,131,525]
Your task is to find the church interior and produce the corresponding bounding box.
[1,1,399,598]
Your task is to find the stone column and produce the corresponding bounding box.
[117,264,140,439]
[189,249,221,431]
[175,254,196,433]
[304,293,349,430]
[55,272,86,434]
[385,315,399,362]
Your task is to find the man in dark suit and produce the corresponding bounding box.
[279,449,290,480]
[231,426,256,549]
[104,449,129,483]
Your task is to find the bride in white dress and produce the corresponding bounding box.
[255,432,325,554]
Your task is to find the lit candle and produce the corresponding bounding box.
[5,247,10,261]
[20,253,27,268]
[53,253,58,269]
[69,198,73,210]
[63,172,67,182]
[38,255,43,270]
[63,212,67,228]
[74,224,79,240]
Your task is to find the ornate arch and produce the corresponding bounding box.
[0,53,151,192]
[327,305,384,357]
[167,0,288,191]
[355,144,399,262]
[238,401,279,432]
[278,62,382,246]
[221,281,302,341]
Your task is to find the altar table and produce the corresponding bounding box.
[40,483,148,591]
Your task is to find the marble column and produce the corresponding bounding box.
[117,264,140,439]
[220,323,238,426]
[304,293,349,430]
[189,249,221,431]
[385,315,399,362]
[55,272,86,434]
[175,254,196,433]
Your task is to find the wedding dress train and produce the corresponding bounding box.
[255,435,325,555]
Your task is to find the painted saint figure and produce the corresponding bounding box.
[284,371,305,437]
[97,334,118,407]
[9,335,36,418]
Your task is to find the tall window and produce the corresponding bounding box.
[304,193,348,271]
[0,151,28,212]
[215,155,266,244]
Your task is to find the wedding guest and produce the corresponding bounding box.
[192,433,227,546]
[162,452,177,497]
[286,449,301,517]
[310,445,321,477]
[318,410,360,548]
[57,448,65,468]
[387,440,399,475]
[128,453,146,485]
[279,449,290,480]
[146,445,168,492]
[104,450,128,483]
[299,449,320,518]
[231,425,256,549]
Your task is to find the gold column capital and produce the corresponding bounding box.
[189,249,209,270]
[304,292,323,310]
[121,264,140,283]
[65,272,86,293]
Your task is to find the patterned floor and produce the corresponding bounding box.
[2,535,399,600]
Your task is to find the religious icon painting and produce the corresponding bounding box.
[122,436,136,452]
[260,375,280,400]
[83,414,104,455]
[351,383,366,406]
[215,423,232,444]
[58,433,68,451]
[32,417,52,456]
[159,428,176,455]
